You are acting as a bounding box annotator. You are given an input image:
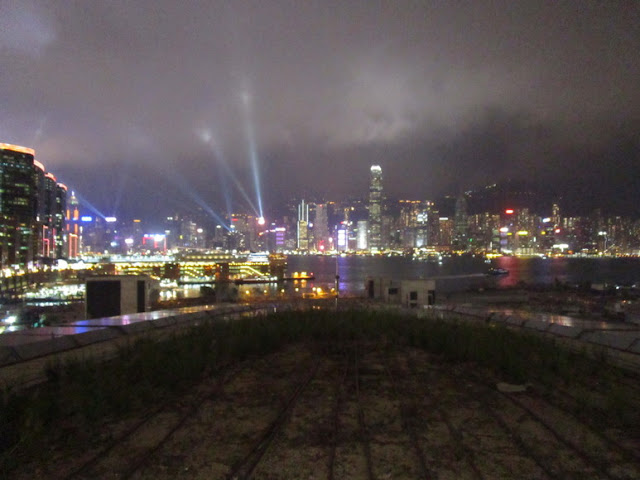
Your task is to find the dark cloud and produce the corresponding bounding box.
[1,1,639,220]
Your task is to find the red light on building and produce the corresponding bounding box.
[505,209,514,215]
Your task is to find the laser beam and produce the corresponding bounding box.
[198,127,260,217]
[240,87,264,219]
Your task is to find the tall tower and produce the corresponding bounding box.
[551,203,561,229]
[54,182,67,258]
[0,143,38,268]
[297,199,309,251]
[453,194,469,251]
[66,191,81,258]
[313,203,329,252]
[368,165,383,251]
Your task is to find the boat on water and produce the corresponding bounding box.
[486,267,509,276]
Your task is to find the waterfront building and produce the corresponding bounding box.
[439,217,453,247]
[452,194,469,251]
[398,200,419,248]
[368,165,383,251]
[357,220,368,250]
[415,203,436,248]
[264,224,286,253]
[551,203,561,229]
[313,203,330,252]
[53,182,67,258]
[130,219,143,249]
[0,143,38,268]
[427,206,441,247]
[180,218,199,248]
[227,213,259,251]
[82,216,116,254]
[297,200,309,251]
[32,158,67,260]
[66,191,81,258]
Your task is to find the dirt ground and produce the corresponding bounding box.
[11,342,640,480]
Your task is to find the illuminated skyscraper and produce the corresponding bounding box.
[552,203,561,229]
[368,165,383,251]
[297,199,309,251]
[0,143,38,267]
[313,203,329,251]
[53,182,67,258]
[66,191,81,258]
[453,194,469,251]
[357,220,368,250]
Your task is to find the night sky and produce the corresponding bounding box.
[1,1,639,222]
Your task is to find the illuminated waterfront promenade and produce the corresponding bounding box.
[0,252,288,299]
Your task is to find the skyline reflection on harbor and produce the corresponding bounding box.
[287,255,640,295]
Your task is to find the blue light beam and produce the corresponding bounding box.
[200,128,260,218]
[169,168,232,231]
[240,90,264,218]
[72,191,106,219]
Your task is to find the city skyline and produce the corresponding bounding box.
[1,1,639,220]
[4,137,640,267]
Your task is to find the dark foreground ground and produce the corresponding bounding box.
[9,339,640,480]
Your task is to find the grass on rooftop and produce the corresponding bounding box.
[1,307,638,473]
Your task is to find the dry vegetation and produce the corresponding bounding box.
[2,309,640,479]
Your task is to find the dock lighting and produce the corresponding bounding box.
[517,231,529,236]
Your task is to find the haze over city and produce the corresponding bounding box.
[2,1,639,221]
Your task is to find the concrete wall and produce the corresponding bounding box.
[86,275,159,319]
[366,277,436,308]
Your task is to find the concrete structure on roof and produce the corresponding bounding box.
[366,277,436,308]
[85,275,159,319]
